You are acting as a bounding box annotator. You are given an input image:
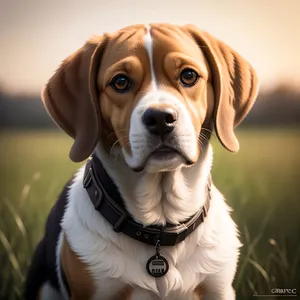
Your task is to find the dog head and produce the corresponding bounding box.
[42,24,259,172]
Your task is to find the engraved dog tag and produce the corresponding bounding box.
[146,254,169,277]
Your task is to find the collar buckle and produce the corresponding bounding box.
[113,211,128,232]
[83,166,92,188]
[84,163,104,210]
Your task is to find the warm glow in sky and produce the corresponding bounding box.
[1,0,300,94]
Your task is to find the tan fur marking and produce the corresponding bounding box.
[97,25,151,155]
[194,283,205,299]
[112,285,133,300]
[42,36,106,162]
[61,235,133,299]
[149,24,213,161]
[185,25,259,152]
[61,235,95,300]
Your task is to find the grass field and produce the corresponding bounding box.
[0,129,300,299]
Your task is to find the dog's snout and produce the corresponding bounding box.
[142,107,177,138]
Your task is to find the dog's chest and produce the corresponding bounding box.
[83,232,207,300]
[63,197,208,299]
[61,167,235,299]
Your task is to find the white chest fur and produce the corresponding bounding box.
[61,145,241,299]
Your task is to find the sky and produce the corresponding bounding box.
[0,0,300,94]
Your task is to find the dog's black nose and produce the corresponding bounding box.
[142,107,177,138]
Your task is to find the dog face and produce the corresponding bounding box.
[98,24,214,172]
[42,24,259,172]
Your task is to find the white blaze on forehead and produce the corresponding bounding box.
[144,25,158,91]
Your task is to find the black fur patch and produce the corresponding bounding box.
[23,177,74,299]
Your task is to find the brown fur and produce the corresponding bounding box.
[112,286,133,300]
[186,25,259,152]
[42,36,106,162]
[194,283,205,299]
[61,235,95,299]
[97,25,151,155]
[61,235,135,300]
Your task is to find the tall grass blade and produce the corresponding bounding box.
[0,230,24,282]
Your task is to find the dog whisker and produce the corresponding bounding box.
[114,141,130,163]
[201,127,216,137]
[199,133,209,143]
[105,129,130,142]
[109,135,129,158]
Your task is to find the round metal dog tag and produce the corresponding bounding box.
[146,254,169,277]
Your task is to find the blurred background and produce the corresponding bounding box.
[0,0,299,299]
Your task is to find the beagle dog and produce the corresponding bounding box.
[24,24,258,300]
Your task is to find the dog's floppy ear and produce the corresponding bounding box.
[186,25,259,152]
[42,36,107,162]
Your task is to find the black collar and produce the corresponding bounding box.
[83,155,211,247]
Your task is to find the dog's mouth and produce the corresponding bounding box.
[132,145,194,172]
[150,146,179,159]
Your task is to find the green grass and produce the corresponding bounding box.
[0,129,300,299]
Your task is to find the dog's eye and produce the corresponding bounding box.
[110,74,131,93]
[180,68,199,87]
